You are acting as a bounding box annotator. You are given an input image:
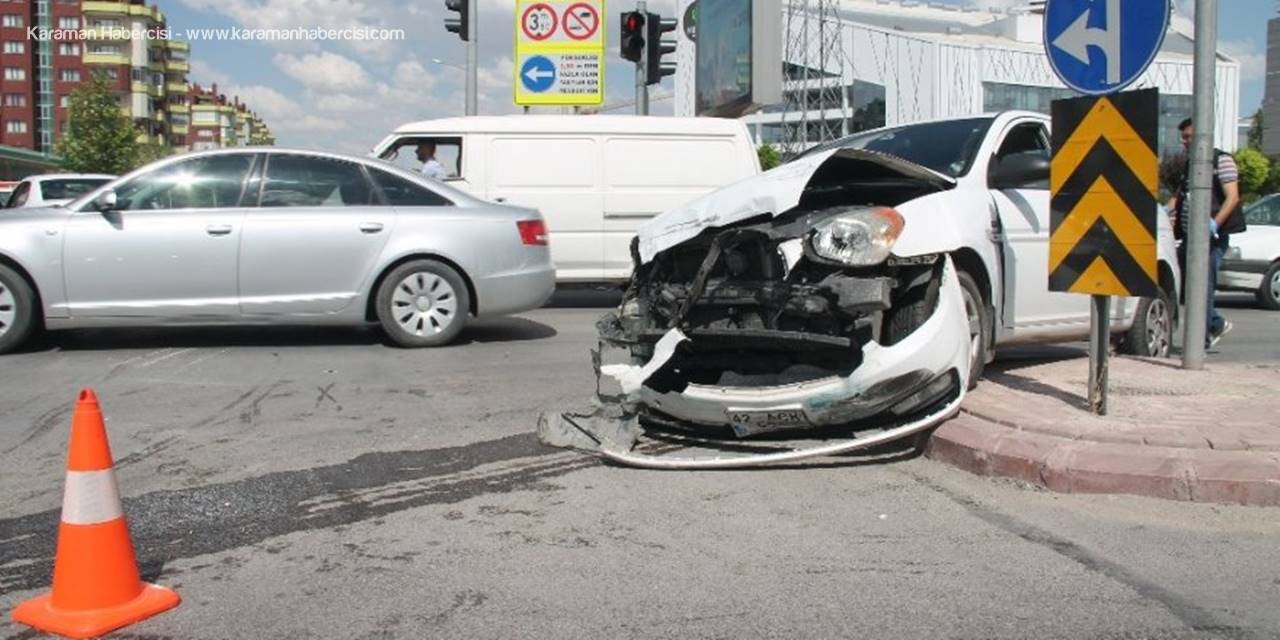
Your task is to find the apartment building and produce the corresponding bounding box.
[0,0,268,157]
[185,83,272,151]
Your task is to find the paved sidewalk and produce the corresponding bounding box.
[927,355,1280,506]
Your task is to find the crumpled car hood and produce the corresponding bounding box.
[635,148,956,264]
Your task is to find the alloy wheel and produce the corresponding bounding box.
[1271,271,1280,306]
[391,272,459,337]
[960,286,982,375]
[0,283,15,338]
[1145,297,1171,357]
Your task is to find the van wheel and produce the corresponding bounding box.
[0,264,38,355]
[375,260,470,348]
[1257,262,1280,311]
[957,270,988,390]
[1119,291,1173,358]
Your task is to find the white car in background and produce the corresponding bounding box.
[4,174,115,209]
[1219,193,1280,310]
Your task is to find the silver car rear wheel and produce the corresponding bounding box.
[375,259,470,348]
[392,272,459,337]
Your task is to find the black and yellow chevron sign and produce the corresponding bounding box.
[1049,88,1159,298]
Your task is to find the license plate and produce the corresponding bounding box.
[726,408,809,437]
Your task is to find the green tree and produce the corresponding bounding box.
[135,142,172,169]
[757,144,782,171]
[56,74,139,174]
[1247,107,1263,150]
[1265,155,1280,194]
[1233,147,1270,201]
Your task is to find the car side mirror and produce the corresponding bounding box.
[989,151,1050,190]
[91,189,118,212]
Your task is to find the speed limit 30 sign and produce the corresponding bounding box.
[515,0,604,106]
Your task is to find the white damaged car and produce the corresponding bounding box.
[543,112,1181,468]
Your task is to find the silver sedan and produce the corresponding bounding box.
[0,148,555,353]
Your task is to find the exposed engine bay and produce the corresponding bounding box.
[539,149,974,469]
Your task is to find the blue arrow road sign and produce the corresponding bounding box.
[520,56,557,93]
[1044,0,1170,95]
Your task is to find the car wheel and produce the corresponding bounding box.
[0,264,37,355]
[1119,291,1173,358]
[375,260,470,348]
[956,270,988,390]
[1256,262,1280,311]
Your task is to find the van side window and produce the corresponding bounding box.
[377,136,463,180]
[369,168,452,207]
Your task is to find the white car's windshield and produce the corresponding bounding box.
[41,178,112,201]
[797,117,995,178]
[1245,194,1280,226]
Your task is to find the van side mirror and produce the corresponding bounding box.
[91,190,118,212]
[989,151,1050,190]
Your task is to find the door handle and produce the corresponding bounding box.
[359,222,385,234]
[205,224,233,236]
[493,197,507,203]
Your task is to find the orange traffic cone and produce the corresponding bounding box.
[11,389,180,639]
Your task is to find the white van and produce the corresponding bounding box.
[371,116,760,282]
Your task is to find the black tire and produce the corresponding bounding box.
[375,259,471,348]
[1256,262,1280,311]
[956,270,989,390]
[1119,290,1173,358]
[0,264,38,355]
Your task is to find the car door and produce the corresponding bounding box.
[238,153,394,315]
[62,153,255,317]
[989,121,1092,333]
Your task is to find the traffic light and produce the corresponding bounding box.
[444,0,469,41]
[645,12,677,85]
[620,11,645,63]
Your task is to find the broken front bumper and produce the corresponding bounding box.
[635,257,972,435]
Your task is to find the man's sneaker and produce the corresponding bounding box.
[1208,320,1233,349]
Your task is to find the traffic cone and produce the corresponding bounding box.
[11,389,180,639]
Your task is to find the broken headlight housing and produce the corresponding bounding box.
[809,207,905,266]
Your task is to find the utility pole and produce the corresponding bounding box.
[445,0,477,116]
[1183,0,1217,370]
[465,0,478,115]
[635,0,648,115]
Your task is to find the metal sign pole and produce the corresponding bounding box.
[1088,295,1110,414]
[635,0,649,115]
[465,0,478,116]
[1182,0,1217,370]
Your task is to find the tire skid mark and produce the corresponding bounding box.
[0,432,589,593]
[0,406,71,456]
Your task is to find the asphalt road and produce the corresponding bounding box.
[1,293,1278,639]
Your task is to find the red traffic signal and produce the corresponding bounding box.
[620,11,645,62]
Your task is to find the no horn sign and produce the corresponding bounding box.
[514,0,605,106]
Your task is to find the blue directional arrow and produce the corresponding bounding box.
[520,56,557,93]
[1044,0,1170,96]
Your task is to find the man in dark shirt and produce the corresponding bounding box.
[1166,118,1243,349]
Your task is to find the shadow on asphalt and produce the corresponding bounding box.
[546,286,624,309]
[23,317,558,352]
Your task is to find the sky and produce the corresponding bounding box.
[160,0,1272,154]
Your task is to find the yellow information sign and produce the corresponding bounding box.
[514,0,605,106]
[1049,88,1159,298]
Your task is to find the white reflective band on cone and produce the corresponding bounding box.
[61,469,124,525]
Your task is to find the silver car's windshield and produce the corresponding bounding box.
[797,117,996,178]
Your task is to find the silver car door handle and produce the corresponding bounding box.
[206,224,233,236]
[359,222,385,234]
[493,197,507,203]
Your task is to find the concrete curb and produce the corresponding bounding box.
[927,412,1280,506]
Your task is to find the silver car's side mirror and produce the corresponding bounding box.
[92,190,118,212]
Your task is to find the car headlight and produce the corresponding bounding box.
[810,207,905,266]
[1225,246,1241,261]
